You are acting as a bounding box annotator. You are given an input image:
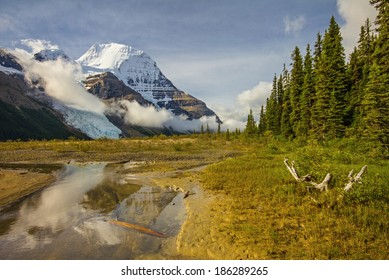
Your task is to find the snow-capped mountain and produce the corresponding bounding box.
[77,43,172,104]
[34,49,70,62]
[77,43,220,122]
[0,40,221,140]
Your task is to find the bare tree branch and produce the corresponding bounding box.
[344,165,367,191]
[284,157,331,191]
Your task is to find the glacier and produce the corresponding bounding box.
[53,102,122,139]
[2,39,220,138]
[6,41,123,139]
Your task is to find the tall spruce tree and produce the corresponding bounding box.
[360,0,389,144]
[311,16,347,140]
[347,18,375,128]
[360,63,389,144]
[245,109,257,137]
[280,66,293,138]
[289,46,304,137]
[298,44,315,137]
[258,105,266,135]
[314,32,323,67]
[265,75,280,134]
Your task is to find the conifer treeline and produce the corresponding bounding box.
[247,0,388,145]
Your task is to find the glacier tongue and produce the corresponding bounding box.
[53,102,122,139]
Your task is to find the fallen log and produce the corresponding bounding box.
[284,157,331,191]
[344,165,367,191]
[108,220,166,237]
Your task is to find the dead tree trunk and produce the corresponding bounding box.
[344,165,367,191]
[284,158,367,193]
[284,157,331,191]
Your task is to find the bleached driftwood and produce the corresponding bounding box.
[344,165,367,191]
[284,157,331,191]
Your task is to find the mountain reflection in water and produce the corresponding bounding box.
[0,163,184,259]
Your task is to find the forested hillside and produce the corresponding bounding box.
[249,0,388,146]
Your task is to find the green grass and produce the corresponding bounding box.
[201,137,389,259]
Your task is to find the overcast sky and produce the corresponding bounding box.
[0,0,377,125]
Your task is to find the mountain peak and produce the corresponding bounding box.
[77,42,220,123]
[77,42,147,70]
[34,49,69,62]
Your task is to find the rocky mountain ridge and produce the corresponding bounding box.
[0,40,221,140]
[77,43,220,122]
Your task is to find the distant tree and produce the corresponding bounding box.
[298,44,315,137]
[289,46,304,137]
[280,66,293,139]
[276,73,284,129]
[226,128,230,141]
[265,75,280,134]
[245,109,257,136]
[258,105,266,135]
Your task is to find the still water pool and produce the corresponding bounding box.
[0,163,185,259]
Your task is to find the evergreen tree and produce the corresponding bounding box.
[313,32,323,68]
[258,105,266,135]
[245,109,257,136]
[360,0,389,144]
[347,18,375,128]
[226,128,230,141]
[276,74,284,127]
[299,44,315,137]
[280,66,293,138]
[311,16,347,140]
[360,62,389,144]
[289,46,304,137]
[265,75,280,133]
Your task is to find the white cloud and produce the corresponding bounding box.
[237,81,272,110]
[110,100,220,133]
[283,15,306,34]
[212,81,272,132]
[13,48,106,114]
[337,0,378,56]
[115,100,172,128]
[20,39,60,53]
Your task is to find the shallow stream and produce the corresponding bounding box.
[0,163,186,259]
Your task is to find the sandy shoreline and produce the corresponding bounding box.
[0,168,58,211]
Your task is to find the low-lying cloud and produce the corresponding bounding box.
[109,100,172,128]
[13,47,106,114]
[212,81,272,131]
[110,100,220,133]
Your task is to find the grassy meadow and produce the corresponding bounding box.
[0,134,388,259]
[201,136,389,259]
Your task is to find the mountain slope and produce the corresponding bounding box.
[77,43,221,122]
[0,70,86,140]
[0,40,222,140]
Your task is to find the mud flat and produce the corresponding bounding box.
[145,166,244,259]
[0,167,59,211]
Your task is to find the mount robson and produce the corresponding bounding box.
[0,40,221,140]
